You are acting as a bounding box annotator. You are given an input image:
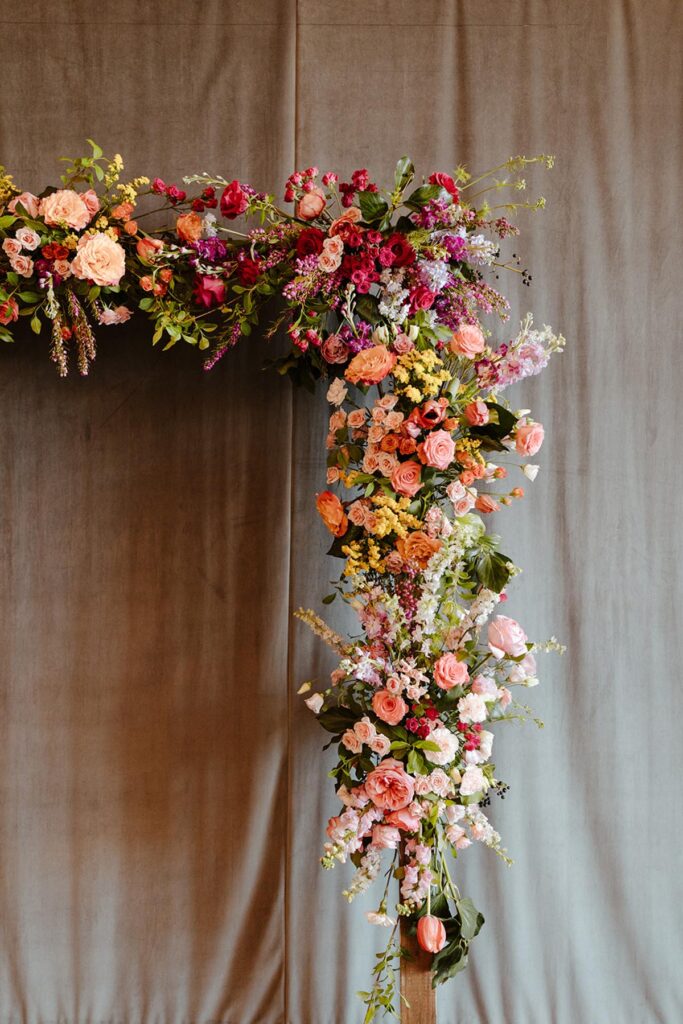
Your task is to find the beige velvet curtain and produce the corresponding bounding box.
[0,2,681,1021]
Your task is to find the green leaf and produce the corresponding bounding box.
[415,739,441,752]
[403,183,443,211]
[18,291,41,302]
[317,706,357,735]
[456,897,485,942]
[355,294,380,325]
[30,314,41,334]
[322,593,336,605]
[357,190,389,223]
[470,548,512,593]
[394,157,415,193]
[0,214,16,230]
[86,138,103,159]
[432,940,469,986]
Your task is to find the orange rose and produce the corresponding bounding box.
[345,345,396,386]
[372,690,408,726]
[396,530,441,568]
[176,212,203,244]
[390,460,423,498]
[316,490,348,537]
[329,207,362,235]
[449,323,486,358]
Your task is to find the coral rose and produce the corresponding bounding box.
[372,690,408,726]
[176,212,203,243]
[0,297,19,325]
[296,186,326,221]
[449,322,486,358]
[418,429,455,470]
[417,915,447,954]
[390,460,423,498]
[384,806,420,831]
[315,490,348,537]
[464,400,489,426]
[365,758,415,811]
[345,345,396,386]
[433,652,469,691]
[321,334,350,364]
[396,530,441,569]
[515,421,544,456]
[40,189,92,230]
[488,615,528,658]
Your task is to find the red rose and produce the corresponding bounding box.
[220,180,249,219]
[409,285,436,312]
[193,274,226,308]
[296,227,326,257]
[237,256,262,286]
[429,172,460,201]
[384,233,415,267]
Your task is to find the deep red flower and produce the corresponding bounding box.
[384,233,415,267]
[220,180,249,219]
[296,227,326,258]
[237,256,262,286]
[193,274,226,308]
[429,172,460,201]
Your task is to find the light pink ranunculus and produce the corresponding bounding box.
[8,191,40,218]
[384,806,420,831]
[296,186,326,220]
[365,758,415,811]
[464,400,489,426]
[418,429,455,470]
[15,227,41,251]
[488,615,528,659]
[9,253,33,276]
[71,232,126,287]
[449,322,486,358]
[40,189,92,230]
[433,653,469,691]
[515,421,545,456]
[372,690,408,726]
[390,460,423,498]
[371,824,401,849]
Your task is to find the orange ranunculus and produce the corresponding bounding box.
[345,345,396,386]
[396,530,441,568]
[176,212,203,244]
[316,490,348,538]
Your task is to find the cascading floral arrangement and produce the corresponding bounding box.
[0,146,565,1020]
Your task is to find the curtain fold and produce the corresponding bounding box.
[0,1,680,1022]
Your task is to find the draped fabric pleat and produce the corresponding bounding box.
[0,2,680,1022]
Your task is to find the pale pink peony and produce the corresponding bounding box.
[371,824,401,849]
[365,758,415,811]
[471,674,499,700]
[71,232,126,287]
[488,615,528,659]
[40,189,92,230]
[457,693,488,724]
[418,429,455,470]
[433,652,469,691]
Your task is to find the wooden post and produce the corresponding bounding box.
[400,916,437,1024]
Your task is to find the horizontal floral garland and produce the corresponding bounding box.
[0,146,565,1020]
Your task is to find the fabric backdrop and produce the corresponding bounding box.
[0,2,680,1022]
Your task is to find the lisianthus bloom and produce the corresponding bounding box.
[220,180,249,219]
[193,274,226,308]
[345,345,396,386]
[365,759,415,811]
[449,322,486,358]
[315,490,348,537]
[71,233,126,287]
[488,615,528,658]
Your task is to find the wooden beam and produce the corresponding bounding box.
[400,916,437,1024]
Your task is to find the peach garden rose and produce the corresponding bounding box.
[71,232,126,287]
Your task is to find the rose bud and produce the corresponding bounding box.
[416,915,447,953]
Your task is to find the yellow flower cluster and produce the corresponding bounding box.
[0,166,16,211]
[342,537,385,577]
[63,234,79,251]
[369,493,422,539]
[393,348,451,403]
[114,175,150,204]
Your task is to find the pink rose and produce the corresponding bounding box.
[220,181,249,219]
[377,451,398,477]
[449,323,486,358]
[8,191,40,218]
[371,824,401,849]
[347,409,366,429]
[418,429,455,470]
[488,615,528,658]
[193,273,226,308]
[372,690,408,726]
[321,334,350,364]
[40,189,92,230]
[471,674,498,699]
[515,421,544,456]
[464,400,489,426]
[354,716,377,745]
[342,729,362,754]
[318,249,341,272]
[71,232,125,286]
[0,297,19,325]
[345,345,396,386]
[370,734,391,757]
[433,653,470,691]
[296,186,326,220]
[390,460,423,498]
[384,806,420,831]
[9,253,33,276]
[365,758,415,811]
[393,332,414,354]
[15,227,41,251]
[80,189,100,219]
[2,237,22,257]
